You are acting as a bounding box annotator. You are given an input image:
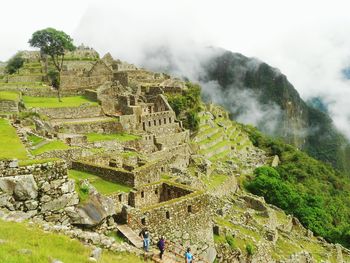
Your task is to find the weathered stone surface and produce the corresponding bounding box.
[69,191,115,227]
[90,247,102,261]
[0,175,38,201]
[41,193,79,212]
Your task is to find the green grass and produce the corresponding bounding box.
[23,96,98,108]
[0,219,145,263]
[27,134,44,146]
[30,140,70,156]
[0,91,20,101]
[203,174,228,190]
[86,133,140,142]
[68,170,132,195]
[0,118,28,160]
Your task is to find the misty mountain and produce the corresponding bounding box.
[139,47,350,173]
[200,50,350,173]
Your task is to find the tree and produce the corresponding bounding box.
[5,52,24,74]
[28,28,75,101]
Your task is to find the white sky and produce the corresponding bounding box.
[1,0,350,137]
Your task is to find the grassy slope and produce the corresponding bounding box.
[30,140,70,156]
[0,219,144,263]
[23,96,98,108]
[0,118,27,160]
[0,91,20,101]
[68,170,132,195]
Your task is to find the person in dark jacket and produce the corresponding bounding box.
[139,228,150,252]
[157,236,166,259]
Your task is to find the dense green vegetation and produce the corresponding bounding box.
[0,219,144,263]
[23,96,98,108]
[5,52,24,74]
[0,118,28,160]
[166,82,202,131]
[244,125,350,248]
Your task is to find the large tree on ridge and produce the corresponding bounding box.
[28,28,75,101]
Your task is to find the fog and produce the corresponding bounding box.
[1,0,349,138]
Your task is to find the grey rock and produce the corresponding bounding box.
[91,247,102,260]
[0,175,38,201]
[69,190,115,227]
[41,193,79,212]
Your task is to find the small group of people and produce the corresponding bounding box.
[139,228,194,262]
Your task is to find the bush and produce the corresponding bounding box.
[245,243,255,256]
[225,235,236,249]
[166,82,202,132]
[5,53,24,74]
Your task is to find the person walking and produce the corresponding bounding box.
[139,228,150,252]
[157,236,166,260]
[185,247,193,263]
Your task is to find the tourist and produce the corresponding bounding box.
[157,236,166,259]
[185,247,193,263]
[139,228,150,252]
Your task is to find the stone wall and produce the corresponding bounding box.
[71,161,135,187]
[7,75,44,83]
[0,160,79,224]
[129,182,192,209]
[55,119,122,134]
[35,148,94,167]
[33,105,102,119]
[0,86,80,97]
[126,192,215,261]
[0,100,19,113]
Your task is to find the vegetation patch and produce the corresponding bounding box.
[23,95,98,108]
[0,219,144,263]
[86,133,140,143]
[30,140,70,155]
[0,91,20,101]
[19,158,60,167]
[27,134,44,146]
[0,118,28,160]
[68,170,132,194]
[202,173,228,190]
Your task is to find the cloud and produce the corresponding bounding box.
[0,0,349,139]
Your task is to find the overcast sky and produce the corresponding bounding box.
[1,0,350,137]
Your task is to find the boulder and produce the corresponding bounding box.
[68,192,115,227]
[0,175,38,201]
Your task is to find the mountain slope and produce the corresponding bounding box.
[200,50,350,173]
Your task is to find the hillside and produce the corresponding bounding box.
[1,45,350,263]
[200,50,350,173]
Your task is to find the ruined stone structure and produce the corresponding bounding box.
[0,160,78,224]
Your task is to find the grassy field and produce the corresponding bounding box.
[69,170,132,195]
[30,140,70,156]
[0,91,20,101]
[23,96,98,108]
[86,133,140,142]
[0,118,28,160]
[27,134,44,146]
[0,219,145,263]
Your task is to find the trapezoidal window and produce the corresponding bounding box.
[164,118,167,124]
[188,205,192,213]
[166,211,170,219]
[141,191,145,198]
[169,117,172,123]
[148,121,151,126]
[154,120,157,126]
[118,194,123,202]
[159,119,161,125]
[141,218,146,225]
[155,189,158,195]
[142,122,146,131]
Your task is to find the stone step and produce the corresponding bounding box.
[116,224,143,248]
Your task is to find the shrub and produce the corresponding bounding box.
[225,235,236,249]
[245,243,255,256]
[5,53,24,74]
